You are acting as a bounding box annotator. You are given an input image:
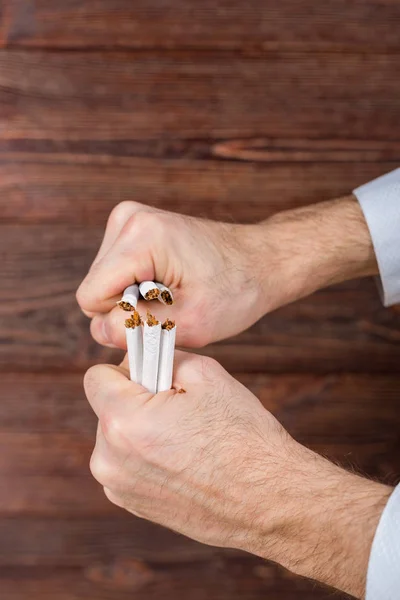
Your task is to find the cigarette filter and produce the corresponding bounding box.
[142,313,162,394]
[125,310,143,384]
[118,284,140,311]
[139,281,160,301]
[157,320,176,392]
[156,282,174,306]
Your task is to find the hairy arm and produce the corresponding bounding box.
[250,444,391,598]
[247,195,378,315]
[84,351,392,600]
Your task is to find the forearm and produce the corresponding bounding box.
[247,195,379,314]
[245,442,392,598]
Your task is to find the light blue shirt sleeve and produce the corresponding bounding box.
[353,168,400,306]
[353,169,400,598]
[365,484,400,600]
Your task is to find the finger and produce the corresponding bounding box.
[172,350,227,388]
[92,202,156,268]
[78,204,148,319]
[90,426,120,486]
[77,216,162,314]
[90,300,181,349]
[84,363,145,419]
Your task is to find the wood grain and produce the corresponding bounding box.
[1,152,399,224]
[0,516,221,566]
[0,563,344,600]
[0,50,399,142]
[1,0,399,52]
[1,373,398,517]
[1,3,399,598]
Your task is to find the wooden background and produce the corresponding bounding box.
[1,1,400,598]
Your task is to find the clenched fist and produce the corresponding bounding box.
[84,351,389,599]
[85,350,292,549]
[76,202,268,349]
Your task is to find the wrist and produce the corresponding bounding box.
[250,196,378,313]
[248,443,391,598]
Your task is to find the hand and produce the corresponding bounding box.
[76,202,267,348]
[76,197,378,350]
[84,351,391,599]
[85,351,288,548]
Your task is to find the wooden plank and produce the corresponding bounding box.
[0,516,220,566]
[0,373,399,516]
[1,152,399,224]
[0,476,114,517]
[1,224,400,373]
[0,433,93,475]
[0,563,342,600]
[1,0,399,52]
[0,50,399,141]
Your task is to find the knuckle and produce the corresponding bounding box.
[76,281,88,309]
[130,211,166,238]
[76,278,101,313]
[108,201,138,229]
[122,212,143,238]
[90,452,110,485]
[83,365,103,397]
[198,355,222,378]
[103,486,123,508]
[101,411,126,447]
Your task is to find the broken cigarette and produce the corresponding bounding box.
[125,310,143,384]
[118,284,140,311]
[157,319,176,392]
[156,282,174,306]
[142,312,162,394]
[139,281,160,301]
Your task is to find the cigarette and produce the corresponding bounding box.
[157,319,176,392]
[141,312,162,394]
[118,284,140,311]
[125,310,143,384]
[156,282,174,306]
[139,281,160,301]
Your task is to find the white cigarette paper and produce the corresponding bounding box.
[157,321,176,392]
[118,284,140,311]
[139,281,160,301]
[124,311,143,384]
[156,282,174,306]
[142,314,162,394]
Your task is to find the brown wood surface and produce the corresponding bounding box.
[0,563,341,600]
[1,153,399,225]
[0,50,399,142]
[1,0,400,51]
[0,2,399,599]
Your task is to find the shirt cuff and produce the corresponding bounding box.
[366,483,400,600]
[353,168,400,307]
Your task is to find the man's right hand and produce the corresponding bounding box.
[76,197,378,350]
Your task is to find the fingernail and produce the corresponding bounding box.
[100,318,117,349]
[101,318,109,343]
